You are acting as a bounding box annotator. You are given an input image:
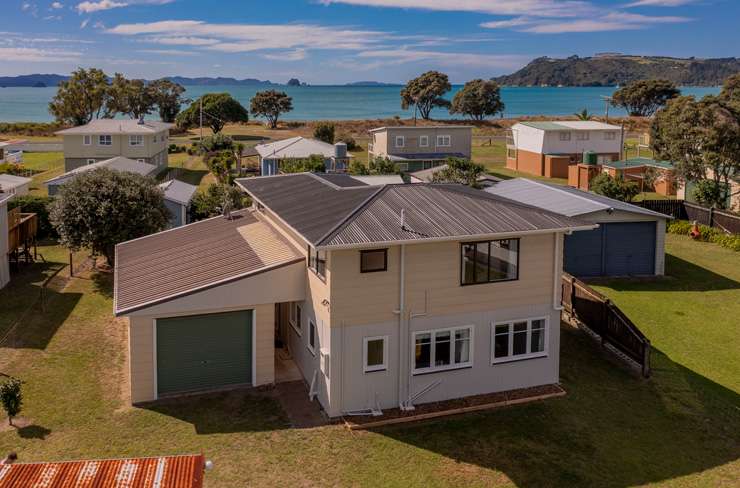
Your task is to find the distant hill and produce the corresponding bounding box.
[345,81,398,86]
[492,55,740,87]
[0,74,68,88]
[164,76,275,86]
[0,74,277,88]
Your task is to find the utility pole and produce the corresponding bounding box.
[199,97,203,144]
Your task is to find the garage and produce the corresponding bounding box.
[565,222,656,277]
[156,310,253,396]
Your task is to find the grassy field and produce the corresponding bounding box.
[0,236,737,487]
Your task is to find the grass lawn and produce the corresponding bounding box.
[19,152,65,197]
[0,236,737,487]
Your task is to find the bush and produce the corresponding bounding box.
[313,122,335,144]
[336,132,358,151]
[8,195,56,239]
[667,219,740,251]
[0,376,22,426]
[589,173,639,202]
[280,154,326,173]
[168,143,186,154]
[190,183,249,221]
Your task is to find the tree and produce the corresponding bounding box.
[430,158,485,187]
[176,93,249,133]
[280,154,327,173]
[149,79,187,123]
[48,67,110,125]
[589,173,639,202]
[401,71,451,120]
[205,151,236,184]
[0,376,22,426]
[611,79,680,117]
[106,74,155,119]
[651,89,740,209]
[49,169,169,266]
[199,133,234,153]
[190,183,248,221]
[574,108,592,120]
[449,79,504,121]
[348,160,370,175]
[313,122,335,144]
[368,157,397,175]
[250,90,293,129]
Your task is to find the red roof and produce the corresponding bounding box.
[0,454,205,488]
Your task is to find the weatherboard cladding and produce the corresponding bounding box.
[114,208,302,314]
[0,454,204,488]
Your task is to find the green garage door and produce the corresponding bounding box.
[156,310,252,396]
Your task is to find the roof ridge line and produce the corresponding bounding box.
[315,184,389,246]
[522,178,611,211]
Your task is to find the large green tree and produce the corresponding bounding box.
[611,79,680,117]
[176,93,249,133]
[48,67,110,125]
[401,71,451,120]
[106,74,155,119]
[449,79,505,121]
[430,157,485,187]
[49,169,169,265]
[250,90,293,129]
[149,78,187,123]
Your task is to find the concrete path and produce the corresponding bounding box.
[273,380,327,429]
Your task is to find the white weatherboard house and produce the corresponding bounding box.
[256,137,353,175]
[0,174,32,198]
[114,173,595,417]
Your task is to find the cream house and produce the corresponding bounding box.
[368,126,472,172]
[56,119,172,172]
[114,173,594,417]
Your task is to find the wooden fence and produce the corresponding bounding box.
[562,273,651,377]
[637,200,740,234]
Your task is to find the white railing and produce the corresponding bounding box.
[1,150,23,165]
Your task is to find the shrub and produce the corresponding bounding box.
[8,195,56,239]
[0,376,22,426]
[313,122,335,144]
[336,132,358,151]
[589,173,639,202]
[190,183,249,221]
[667,219,740,251]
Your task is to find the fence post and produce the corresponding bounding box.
[601,299,610,347]
[708,206,714,228]
[69,252,74,278]
[570,276,576,318]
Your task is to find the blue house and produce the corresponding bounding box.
[255,137,352,175]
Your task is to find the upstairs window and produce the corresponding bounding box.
[130,135,144,146]
[604,131,616,141]
[461,239,519,285]
[395,136,405,148]
[360,249,387,273]
[98,135,112,146]
[308,246,326,280]
[492,317,547,363]
[83,135,92,146]
[559,132,571,141]
[436,135,451,147]
[419,135,429,147]
[576,132,590,141]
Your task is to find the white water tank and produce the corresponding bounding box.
[334,142,347,159]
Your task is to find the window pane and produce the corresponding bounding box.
[461,244,476,284]
[475,242,490,283]
[434,331,451,366]
[361,250,386,272]
[415,333,431,369]
[366,339,385,367]
[513,321,527,355]
[489,240,518,281]
[454,329,470,364]
[494,333,509,358]
[531,329,545,353]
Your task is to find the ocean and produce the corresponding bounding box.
[0,85,720,123]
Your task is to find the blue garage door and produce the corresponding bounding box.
[565,222,656,277]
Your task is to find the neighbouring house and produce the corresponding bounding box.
[368,126,473,172]
[1,194,38,289]
[409,164,502,188]
[255,137,353,175]
[677,170,740,212]
[159,179,198,228]
[0,174,31,197]
[56,119,172,173]
[487,178,669,277]
[599,157,677,196]
[0,454,207,487]
[506,121,623,179]
[0,194,11,289]
[0,140,25,164]
[114,172,594,417]
[45,156,160,196]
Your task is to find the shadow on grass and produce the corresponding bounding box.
[594,254,739,292]
[175,168,209,187]
[91,271,113,299]
[231,134,269,142]
[16,424,52,440]
[143,388,290,434]
[372,326,740,488]
[2,287,82,350]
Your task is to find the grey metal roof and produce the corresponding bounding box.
[369,125,473,133]
[485,178,669,219]
[159,179,198,205]
[255,137,352,160]
[114,208,303,315]
[388,152,467,162]
[0,174,32,189]
[56,119,172,135]
[518,121,621,131]
[313,173,368,188]
[237,173,593,249]
[46,156,158,186]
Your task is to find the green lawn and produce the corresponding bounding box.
[0,236,737,486]
[18,152,65,197]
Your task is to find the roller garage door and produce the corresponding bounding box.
[564,222,656,277]
[156,310,253,396]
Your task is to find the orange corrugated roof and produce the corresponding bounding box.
[0,454,205,488]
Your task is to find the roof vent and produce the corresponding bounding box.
[400,208,406,231]
[222,197,233,220]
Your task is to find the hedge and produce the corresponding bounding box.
[667,219,740,252]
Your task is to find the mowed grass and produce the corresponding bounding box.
[0,238,738,487]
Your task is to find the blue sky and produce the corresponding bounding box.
[1,0,737,84]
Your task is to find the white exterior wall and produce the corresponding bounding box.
[542,130,622,155]
[510,124,546,153]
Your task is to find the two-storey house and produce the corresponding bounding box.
[56,119,172,172]
[113,173,593,417]
[368,126,472,172]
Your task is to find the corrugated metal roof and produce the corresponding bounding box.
[485,178,669,219]
[387,152,466,162]
[114,208,303,315]
[518,121,620,131]
[0,454,205,488]
[255,137,350,159]
[350,175,405,185]
[56,120,173,135]
[0,174,32,189]
[368,125,473,132]
[603,157,675,170]
[160,179,198,205]
[46,157,158,186]
[313,173,368,188]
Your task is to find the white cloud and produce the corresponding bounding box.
[51,2,64,9]
[356,48,529,69]
[75,0,174,13]
[520,11,690,33]
[625,0,697,6]
[80,18,90,28]
[43,15,62,20]
[0,46,81,62]
[143,36,220,46]
[320,0,596,18]
[138,48,198,56]
[480,17,533,29]
[262,49,307,61]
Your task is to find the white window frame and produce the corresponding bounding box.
[86,159,96,165]
[98,134,112,146]
[363,335,388,373]
[419,135,429,147]
[604,131,616,141]
[395,135,405,148]
[575,132,590,141]
[559,132,571,142]
[436,135,451,147]
[291,304,302,336]
[412,325,474,375]
[129,135,144,146]
[307,319,317,355]
[83,135,92,146]
[491,316,548,364]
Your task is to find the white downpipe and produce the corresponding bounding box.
[553,232,564,311]
[396,243,407,410]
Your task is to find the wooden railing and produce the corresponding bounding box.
[562,273,651,377]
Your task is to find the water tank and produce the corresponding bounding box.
[583,151,598,165]
[334,142,347,159]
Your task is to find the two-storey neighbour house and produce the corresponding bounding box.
[113,173,594,417]
[368,126,473,172]
[506,121,624,179]
[56,119,172,173]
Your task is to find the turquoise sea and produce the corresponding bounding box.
[0,85,720,123]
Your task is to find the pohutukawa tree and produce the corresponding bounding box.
[250,90,294,129]
[49,169,170,266]
[48,67,110,125]
[177,93,249,133]
[401,71,451,120]
[106,74,155,119]
[149,78,187,123]
[611,79,680,117]
[449,79,505,121]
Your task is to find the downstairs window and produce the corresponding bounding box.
[492,317,547,363]
[413,326,473,374]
